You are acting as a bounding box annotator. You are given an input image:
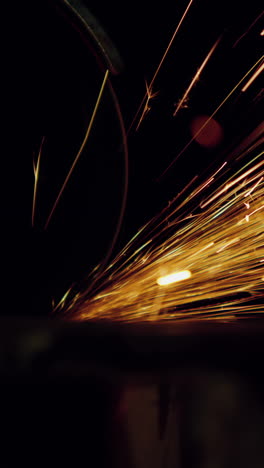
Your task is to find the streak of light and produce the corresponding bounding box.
[128,0,194,132]
[32,137,45,227]
[173,36,221,117]
[157,270,192,286]
[62,142,264,322]
[191,162,227,198]
[241,61,264,92]
[244,177,263,197]
[44,69,109,229]
[216,237,240,253]
[246,204,264,219]
[136,81,159,130]
[232,11,264,47]
[200,158,263,209]
[158,55,264,181]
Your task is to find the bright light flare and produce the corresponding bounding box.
[157,270,192,286]
[241,60,264,92]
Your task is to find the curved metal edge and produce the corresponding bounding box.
[56,0,124,74]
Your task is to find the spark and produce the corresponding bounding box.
[173,36,221,117]
[244,177,263,197]
[136,81,159,130]
[232,11,264,47]
[241,60,264,92]
[158,55,264,180]
[44,69,109,229]
[129,0,194,132]
[191,161,228,197]
[32,137,45,227]
[216,237,240,253]
[62,141,263,322]
[157,270,192,285]
[53,287,72,313]
[200,158,263,209]
[246,204,264,219]
[53,10,264,324]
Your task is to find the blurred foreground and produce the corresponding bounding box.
[1,318,264,467]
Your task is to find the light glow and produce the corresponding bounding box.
[157,270,192,286]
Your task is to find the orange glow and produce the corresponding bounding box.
[190,115,223,148]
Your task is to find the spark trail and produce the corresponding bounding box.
[158,55,264,180]
[63,140,263,322]
[129,0,194,132]
[32,137,45,227]
[55,5,263,323]
[44,69,109,229]
[173,36,222,117]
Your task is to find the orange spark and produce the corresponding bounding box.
[136,81,159,130]
[173,36,221,117]
[129,0,194,132]
[241,60,264,92]
[158,56,264,180]
[200,159,264,209]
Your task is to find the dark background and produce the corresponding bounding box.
[5,0,263,316]
[2,5,264,467]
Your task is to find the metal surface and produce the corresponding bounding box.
[1,317,263,380]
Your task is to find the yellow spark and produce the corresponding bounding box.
[60,139,263,323]
[44,69,109,229]
[261,30,264,36]
[173,36,221,117]
[216,237,240,253]
[52,287,73,313]
[200,158,264,209]
[244,176,263,197]
[196,242,215,254]
[242,61,264,92]
[157,270,192,286]
[32,137,45,227]
[247,204,264,218]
